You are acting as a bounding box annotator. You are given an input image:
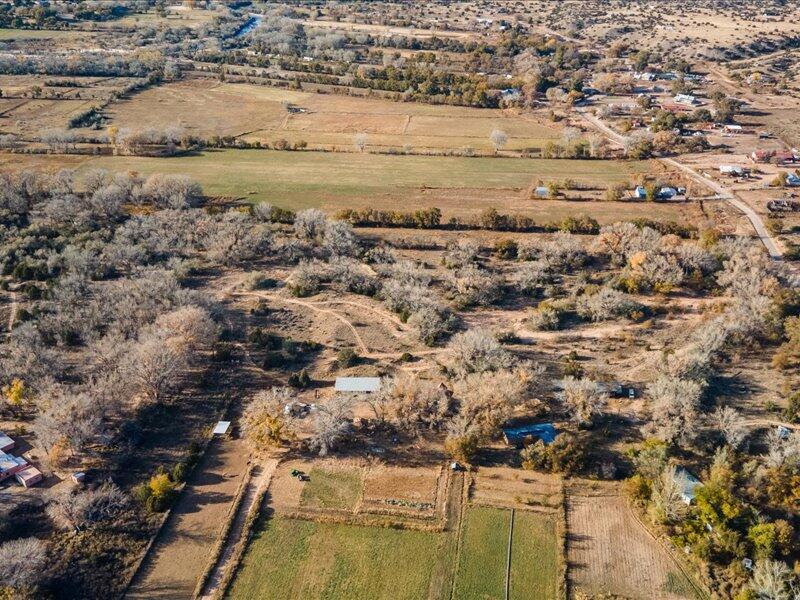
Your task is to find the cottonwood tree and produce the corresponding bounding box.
[765,429,800,469]
[560,377,608,427]
[241,387,296,451]
[47,482,127,531]
[151,306,217,355]
[649,465,689,524]
[33,390,103,457]
[452,365,544,438]
[0,537,48,591]
[122,331,188,405]
[644,375,703,448]
[750,559,794,600]
[446,328,516,378]
[140,173,202,209]
[309,394,353,456]
[379,374,450,436]
[713,406,748,450]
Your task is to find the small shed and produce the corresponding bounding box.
[334,377,381,393]
[15,466,42,488]
[634,185,647,199]
[675,467,702,505]
[0,431,14,453]
[502,423,557,448]
[212,421,231,436]
[786,173,800,187]
[71,472,86,485]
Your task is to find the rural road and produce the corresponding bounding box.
[576,108,784,259]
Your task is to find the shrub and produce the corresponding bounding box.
[336,348,358,369]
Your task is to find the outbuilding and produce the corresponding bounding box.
[675,467,702,505]
[15,466,42,488]
[0,431,14,453]
[0,451,28,483]
[502,423,557,448]
[334,377,381,393]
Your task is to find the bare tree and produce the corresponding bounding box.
[452,366,543,438]
[309,394,353,456]
[649,465,689,524]
[47,482,127,531]
[490,129,508,152]
[354,132,368,152]
[380,374,450,436]
[713,406,748,450]
[446,328,516,378]
[643,376,702,447]
[0,537,48,590]
[122,331,188,405]
[750,559,793,600]
[560,377,608,427]
[33,390,103,456]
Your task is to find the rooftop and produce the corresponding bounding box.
[334,377,381,393]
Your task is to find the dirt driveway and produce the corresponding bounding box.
[126,437,251,599]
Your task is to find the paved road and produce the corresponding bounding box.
[577,109,783,259]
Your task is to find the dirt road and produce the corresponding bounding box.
[577,108,783,259]
[197,459,278,600]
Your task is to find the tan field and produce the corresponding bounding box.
[104,77,562,153]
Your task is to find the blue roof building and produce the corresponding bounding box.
[502,423,557,447]
[675,467,702,505]
[634,185,647,199]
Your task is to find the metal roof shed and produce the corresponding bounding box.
[675,467,702,505]
[212,421,231,435]
[502,423,557,448]
[0,431,13,453]
[334,377,381,393]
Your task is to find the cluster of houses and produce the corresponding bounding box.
[0,430,42,489]
[751,149,798,165]
[633,185,686,200]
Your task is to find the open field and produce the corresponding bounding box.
[454,507,510,600]
[106,78,562,153]
[300,466,363,511]
[567,491,703,600]
[0,28,84,40]
[226,515,449,600]
[0,151,701,226]
[510,511,560,600]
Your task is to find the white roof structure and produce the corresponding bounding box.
[0,431,13,453]
[334,377,381,393]
[212,421,231,435]
[675,467,702,505]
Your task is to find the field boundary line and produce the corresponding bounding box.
[505,508,514,600]
[449,473,469,600]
